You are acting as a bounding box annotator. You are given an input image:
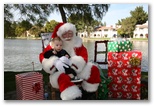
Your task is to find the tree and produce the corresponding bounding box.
[116,20,122,25]
[29,25,42,37]
[118,17,136,37]
[4,20,13,38]
[4,20,17,38]
[130,6,148,25]
[44,20,59,32]
[4,4,110,24]
[102,22,106,26]
[68,13,103,36]
[15,20,32,37]
[4,4,53,25]
[4,4,110,38]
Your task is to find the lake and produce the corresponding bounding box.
[4,39,148,72]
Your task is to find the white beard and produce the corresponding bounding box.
[62,38,76,57]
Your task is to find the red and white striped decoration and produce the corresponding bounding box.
[15,72,44,100]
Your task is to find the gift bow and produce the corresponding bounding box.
[32,82,41,94]
[129,57,141,67]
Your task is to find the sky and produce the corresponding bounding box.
[48,4,148,26]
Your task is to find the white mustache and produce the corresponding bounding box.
[64,38,71,41]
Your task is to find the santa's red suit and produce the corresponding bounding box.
[39,23,101,100]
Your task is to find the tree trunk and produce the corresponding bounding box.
[58,4,67,23]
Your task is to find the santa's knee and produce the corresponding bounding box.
[50,72,82,100]
[59,75,82,100]
[86,65,101,84]
[78,63,101,91]
[60,85,82,100]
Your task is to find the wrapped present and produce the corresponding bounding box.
[108,40,133,52]
[107,50,142,100]
[108,67,141,99]
[108,50,142,68]
[90,61,111,100]
[15,72,44,100]
[97,75,111,100]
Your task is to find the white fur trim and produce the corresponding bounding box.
[42,56,59,74]
[49,71,64,89]
[82,81,99,92]
[70,56,86,73]
[57,23,76,37]
[60,85,82,100]
[73,36,82,48]
[77,62,93,80]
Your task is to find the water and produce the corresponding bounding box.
[4,39,148,72]
[4,39,42,72]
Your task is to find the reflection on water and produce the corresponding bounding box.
[4,39,148,72]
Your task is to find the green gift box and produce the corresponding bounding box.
[107,40,133,52]
[90,61,111,100]
[97,75,111,100]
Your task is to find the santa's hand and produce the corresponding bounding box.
[59,56,71,65]
[54,59,69,72]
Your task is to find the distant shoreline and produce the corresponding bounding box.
[4,37,148,42]
[81,37,148,42]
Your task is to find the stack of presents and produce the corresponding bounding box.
[98,39,142,100]
[107,39,142,100]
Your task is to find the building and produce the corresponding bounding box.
[78,21,148,38]
[78,31,88,38]
[78,25,117,38]
[133,21,148,38]
[93,25,117,38]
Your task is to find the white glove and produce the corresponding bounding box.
[54,59,69,72]
[59,56,71,65]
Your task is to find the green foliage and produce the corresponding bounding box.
[118,17,136,37]
[68,13,103,36]
[4,4,110,38]
[15,20,32,37]
[15,26,26,37]
[4,4,110,24]
[116,20,122,25]
[54,4,110,23]
[117,6,148,37]
[29,25,42,37]
[4,20,12,38]
[4,20,17,38]
[44,20,59,32]
[130,6,148,25]
[4,4,13,21]
[66,4,109,23]
[4,4,53,25]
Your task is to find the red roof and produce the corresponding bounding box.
[96,26,117,31]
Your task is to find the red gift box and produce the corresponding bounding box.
[108,50,142,100]
[15,72,44,100]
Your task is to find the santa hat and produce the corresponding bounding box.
[51,22,76,39]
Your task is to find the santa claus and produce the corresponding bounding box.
[39,22,101,100]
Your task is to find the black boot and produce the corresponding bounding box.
[73,97,82,100]
[81,88,97,100]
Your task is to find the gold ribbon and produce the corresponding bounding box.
[129,57,141,67]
